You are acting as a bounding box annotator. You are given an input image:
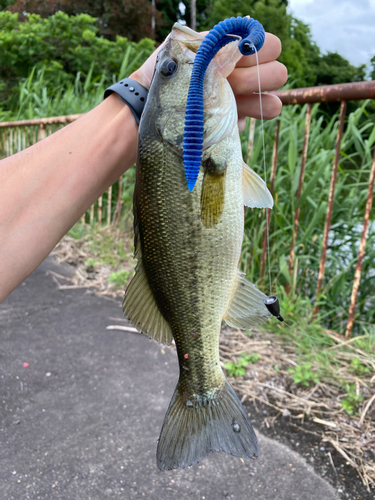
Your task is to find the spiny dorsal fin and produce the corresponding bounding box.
[242,162,273,209]
[123,257,174,345]
[223,270,271,329]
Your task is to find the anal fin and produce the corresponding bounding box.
[223,270,271,329]
[123,256,174,345]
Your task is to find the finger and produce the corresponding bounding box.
[228,61,288,94]
[236,33,282,67]
[238,118,247,133]
[236,93,282,120]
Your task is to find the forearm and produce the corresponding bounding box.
[0,93,137,302]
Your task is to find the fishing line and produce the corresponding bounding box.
[253,46,286,324]
[253,47,272,297]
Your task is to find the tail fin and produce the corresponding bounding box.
[156,379,259,470]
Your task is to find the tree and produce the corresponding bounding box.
[156,0,212,40]
[205,0,368,88]
[0,0,15,9]
[182,0,211,31]
[315,53,367,86]
[155,0,182,41]
[8,0,163,41]
[0,11,155,112]
[370,55,375,81]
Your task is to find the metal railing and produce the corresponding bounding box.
[0,114,125,226]
[270,81,375,339]
[1,80,375,338]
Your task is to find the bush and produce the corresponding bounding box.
[0,11,155,114]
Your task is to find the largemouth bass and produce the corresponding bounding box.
[123,23,273,470]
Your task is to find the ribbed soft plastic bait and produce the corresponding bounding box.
[183,16,265,191]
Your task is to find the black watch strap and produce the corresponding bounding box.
[104,78,148,125]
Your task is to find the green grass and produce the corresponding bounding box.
[2,66,374,407]
[240,101,375,336]
[288,363,320,387]
[224,353,261,377]
[68,223,132,268]
[108,270,131,289]
[259,281,375,414]
[0,44,148,121]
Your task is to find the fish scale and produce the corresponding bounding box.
[138,132,242,396]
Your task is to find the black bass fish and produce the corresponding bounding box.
[123,23,273,470]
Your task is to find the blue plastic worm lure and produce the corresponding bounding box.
[183,16,265,191]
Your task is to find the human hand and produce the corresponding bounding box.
[131,28,287,133]
[229,32,287,132]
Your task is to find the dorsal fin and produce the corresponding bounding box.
[242,162,273,208]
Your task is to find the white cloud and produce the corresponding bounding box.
[288,0,375,68]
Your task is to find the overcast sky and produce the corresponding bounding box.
[288,0,375,69]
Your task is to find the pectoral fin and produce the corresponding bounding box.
[223,270,271,329]
[243,162,273,209]
[123,257,174,345]
[200,157,226,228]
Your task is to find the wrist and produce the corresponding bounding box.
[104,77,148,126]
[129,70,149,89]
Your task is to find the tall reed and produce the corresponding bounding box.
[240,102,375,335]
[2,67,374,335]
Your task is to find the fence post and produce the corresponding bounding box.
[345,145,375,339]
[115,175,123,225]
[246,117,256,163]
[107,185,112,225]
[98,196,103,225]
[260,119,280,284]
[90,203,94,224]
[38,123,47,142]
[314,100,347,316]
[286,103,312,294]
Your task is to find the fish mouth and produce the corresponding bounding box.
[172,22,205,40]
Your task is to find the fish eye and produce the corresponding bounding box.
[160,58,178,78]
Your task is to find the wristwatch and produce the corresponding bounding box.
[104,78,148,125]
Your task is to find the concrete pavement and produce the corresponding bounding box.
[0,257,340,500]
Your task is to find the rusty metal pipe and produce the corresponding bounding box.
[286,104,312,294]
[246,117,256,164]
[116,175,123,225]
[107,185,113,226]
[98,196,103,225]
[0,114,82,128]
[314,100,347,315]
[274,80,375,105]
[345,145,375,339]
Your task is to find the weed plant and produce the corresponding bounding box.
[240,101,375,336]
[224,353,261,377]
[2,58,374,341]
